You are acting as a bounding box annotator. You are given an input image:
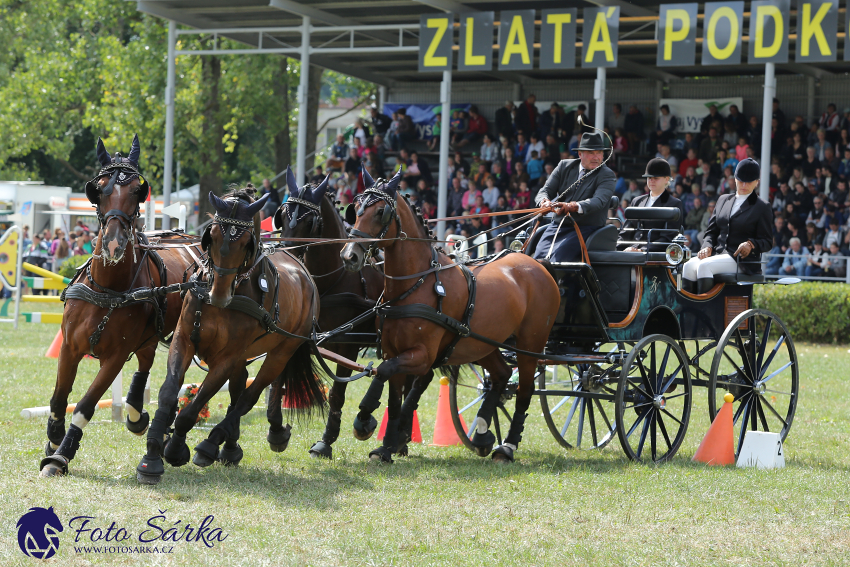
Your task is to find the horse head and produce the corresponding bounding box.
[341,170,402,272]
[84,135,150,264]
[273,166,331,245]
[202,188,268,308]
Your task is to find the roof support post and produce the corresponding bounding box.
[759,63,775,202]
[806,76,816,127]
[162,20,177,230]
[296,16,311,184]
[378,85,386,111]
[594,67,606,131]
[437,70,452,240]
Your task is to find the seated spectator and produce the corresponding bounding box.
[735,137,750,162]
[826,242,847,277]
[656,144,678,170]
[457,105,487,148]
[696,199,716,247]
[765,216,791,275]
[805,238,829,277]
[310,165,326,185]
[397,107,416,147]
[448,178,465,216]
[480,134,500,164]
[461,182,482,210]
[451,151,471,178]
[824,218,845,249]
[773,182,793,212]
[802,146,821,178]
[353,119,371,146]
[509,161,530,191]
[370,105,391,137]
[482,177,500,209]
[470,195,491,228]
[651,104,677,147]
[344,147,361,177]
[624,105,645,153]
[718,149,738,172]
[684,197,707,244]
[780,237,809,276]
[527,150,544,185]
[536,163,555,191]
[622,179,643,203]
[490,161,508,191]
[839,147,850,179]
[678,148,699,178]
[326,134,349,171]
[426,113,441,152]
[352,136,365,159]
[514,181,531,210]
[387,111,401,150]
[515,94,539,138]
[472,162,490,188]
[813,128,833,161]
[502,147,518,176]
[823,146,840,173]
[514,133,530,163]
[613,128,629,155]
[806,195,828,229]
[525,133,544,163]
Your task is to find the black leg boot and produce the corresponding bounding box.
[682,279,697,294]
[697,277,715,295]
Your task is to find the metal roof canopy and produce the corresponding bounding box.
[135,0,846,234]
[134,0,849,85]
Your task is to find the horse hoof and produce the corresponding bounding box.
[368,447,393,463]
[492,445,515,464]
[309,441,333,459]
[470,430,496,457]
[193,439,220,468]
[397,445,409,457]
[352,414,378,441]
[267,425,292,453]
[126,409,150,436]
[163,437,190,468]
[44,441,57,457]
[217,444,243,467]
[136,471,162,485]
[39,455,68,477]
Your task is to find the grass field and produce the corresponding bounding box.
[0,318,848,566]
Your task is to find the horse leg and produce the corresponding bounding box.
[492,355,538,464]
[308,364,350,459]
[266,373,292,453]
[369,375,404,463]
[468,352,513,458]
[396,371,435,457]
[352,374,383,441]
[136,328,195,485]
[217,366,248,466]
[40,354,125,477]
[125,345,155,436]
[43,346,83,460]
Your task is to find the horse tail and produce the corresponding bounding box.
[281,341,328,421]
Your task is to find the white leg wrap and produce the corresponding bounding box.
[49,441,59,450]
[126,404,141,422]
[71,413,90,429]
[50,412,61,421]
[503,442,517,452]
[474,416,488,434]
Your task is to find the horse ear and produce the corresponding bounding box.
[285,165,299,197]
[312,174,331,200]
[385,169,402,196]
[208,191,229,213]
[362,168,374,189]
[245,193,270,218]
[128,134,141,167]
[96,138,111,167]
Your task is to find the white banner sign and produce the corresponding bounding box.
[660,97,744,133]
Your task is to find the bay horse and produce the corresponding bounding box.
[136,187,326,484]
[39,136,213,478]
[274,167,433,459]
[341,172,560,463]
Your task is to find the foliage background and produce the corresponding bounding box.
[754,282,850,344]
[0,0,374,201]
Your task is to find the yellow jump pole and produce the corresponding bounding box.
[22,262,71,284]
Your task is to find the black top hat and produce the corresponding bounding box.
[576,132,609,152]
[642,158,671,178]
[735,158,760,183]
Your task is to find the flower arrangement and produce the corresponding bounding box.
[177,384,210,424]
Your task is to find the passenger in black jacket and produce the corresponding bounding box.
[619,158,685,251]
[682,158,773,294]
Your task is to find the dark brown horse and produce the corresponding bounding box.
[274,167,432,459]
[40,136,207,478]
[136,187,326,484]
[341,173,560,463]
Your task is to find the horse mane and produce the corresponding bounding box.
[398,193,435,241]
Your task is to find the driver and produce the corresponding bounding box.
[533,132,615,263]
[681,158,773,294]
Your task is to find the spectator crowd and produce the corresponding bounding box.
[305,95,850,278]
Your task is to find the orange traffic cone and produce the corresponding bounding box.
[377,407,423,443]
[429,376,467,447]
[693,393,736,465]
[45,329,63,358]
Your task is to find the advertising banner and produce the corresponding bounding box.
[383,103,471,140]
[659,98,744,133]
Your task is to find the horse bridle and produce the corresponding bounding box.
[283,196,322,234]
[349,186,403,260]
[206,208,256,281]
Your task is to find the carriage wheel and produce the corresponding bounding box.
[708,309,798,458]
[615,335,692,463]
[538,363,618,450]
[448,364,514,451]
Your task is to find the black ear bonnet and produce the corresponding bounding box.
[203,191,269,262]
[272,165,330,235]
[349,169,403,226]
[85,134,150,205]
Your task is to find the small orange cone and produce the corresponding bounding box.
[45,329,63,358]
[377,407,423,443]
[693,393,736,465]
[430,376,467,447]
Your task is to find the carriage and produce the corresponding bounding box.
[447,201,800,463]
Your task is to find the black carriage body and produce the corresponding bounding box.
[547,258,755,347]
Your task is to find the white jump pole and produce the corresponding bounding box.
[112,370,123,422]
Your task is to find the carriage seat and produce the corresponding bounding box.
[713,273,765,284]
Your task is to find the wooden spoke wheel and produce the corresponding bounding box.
[708,309,799,457]
[615,335,692,463]
[448,364,514,451]
[538,363,618,450]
